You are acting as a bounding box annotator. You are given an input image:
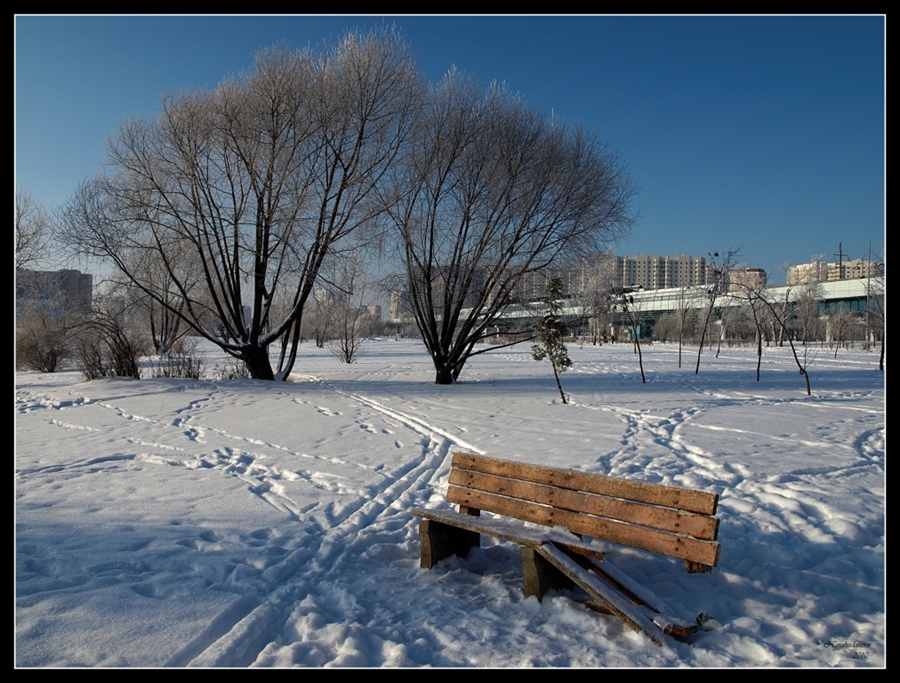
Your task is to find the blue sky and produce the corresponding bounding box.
[15,15,885,284]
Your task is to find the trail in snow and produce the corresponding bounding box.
[16,342,884,667]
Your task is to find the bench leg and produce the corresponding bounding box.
[520,546,574,600]
[685,561,713,573]
[418,519,480,569]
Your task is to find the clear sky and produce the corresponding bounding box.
[15,15,885,284]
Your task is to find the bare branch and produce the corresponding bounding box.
[15,190,51,270]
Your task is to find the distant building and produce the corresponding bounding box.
[16,268,93,315]
[789,258,883,286]
[827,258,884,282]
[615,254,711,291]
[729,268,767,290]
[786,261,828,286]
[390,291,411,323]
[458,253,730,304]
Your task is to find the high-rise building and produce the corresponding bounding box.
[615,254,710,290]
[729,268,768,290]
[15,269,93,315]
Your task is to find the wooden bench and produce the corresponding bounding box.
[411,453,721,646]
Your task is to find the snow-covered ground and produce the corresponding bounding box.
[15,339,884,667]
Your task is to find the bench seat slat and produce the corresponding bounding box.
[449,469,719,540]
[446,486,720,567]
[410,508,606,559]
[452,453,718,515]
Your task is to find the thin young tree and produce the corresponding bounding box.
[324,253,376,364]
[732,285,768,381]
[674,285,700,368]
[695,249,739,375]
[734,281,813,395]
[532,278,572,403]
[615,291,646,383]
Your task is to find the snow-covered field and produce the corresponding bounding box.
[15,339,884,667]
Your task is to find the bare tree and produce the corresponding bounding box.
[614,291,646,383]
[730,283,772,382]
[695,249,739,375]
[733,280,813,395]
[867,270,885,371]
[386,71,634,384]
[58,29,422,380]
[577,253,617,345]
[299,291,333,349]
[791,256,826,346]
[15,190,52,270]
[117,246,201,354]
[324,253,377,364]
[828,308,860,358]
[73,291,147,380]
[15,295,72,373]
[674,286,701,368]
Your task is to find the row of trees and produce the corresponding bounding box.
[51,28,634,383]
[16,277,395,379]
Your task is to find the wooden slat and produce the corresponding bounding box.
[585,556,667,614]
[445,487,720,567]
[409,508,606,560]
[534,543,667,647]
[449,469,718,541]
[452,453,718,515]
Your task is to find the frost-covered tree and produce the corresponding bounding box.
[387,71,634,384]
[323,253,377,364]
[59,29,422,380]
[577,253,618,346]
[15,190,52,270]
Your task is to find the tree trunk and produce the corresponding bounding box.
[551,361,567,403]
[241,346,275,380]
[755,329,762,382]
[277,319,303,380]
[435,365,454,385]
[635,338,646,383]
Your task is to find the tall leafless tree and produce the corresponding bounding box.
[58,29,422,380]
[15,190,52,270]
[577,253,618,346]
[385,71,634,384]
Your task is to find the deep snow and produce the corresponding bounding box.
[15,339,884,667]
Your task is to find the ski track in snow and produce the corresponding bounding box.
[183,379,487,667]
[16,377,487,666]
[16,346,884,667]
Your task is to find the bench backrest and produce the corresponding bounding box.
[447,453,720,570]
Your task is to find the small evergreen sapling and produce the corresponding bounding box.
[532,278,572,403]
